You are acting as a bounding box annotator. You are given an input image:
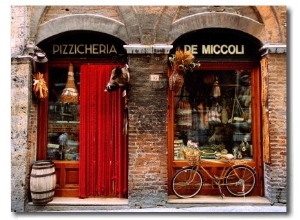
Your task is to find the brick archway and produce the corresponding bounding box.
[35,14,129,44]
[167,12,266,44]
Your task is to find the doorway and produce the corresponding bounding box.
[45,61,128,198]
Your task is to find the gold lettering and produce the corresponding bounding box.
[51,43,119,55]
[85,44,92,54]
[99,44,106,54]
[228,45,235,54]
[109,44,117,54]
[201,44,245,55]
[92,44,98,54]
[62,44,68,54]
[220,45,228,54]
[213,45,220,54]
[202,45,211,54]
[69,44,75,54]
[53,45,60,54]
[236,45,244,54]
[77,44,84,54]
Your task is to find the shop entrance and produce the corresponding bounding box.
[36,31,129,198]
[43,60,128,198]
[167,28,264,197]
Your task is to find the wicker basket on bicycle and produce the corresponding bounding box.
[184,149,200,166]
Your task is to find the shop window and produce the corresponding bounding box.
[47,65,80,161]
[173,69,253,160]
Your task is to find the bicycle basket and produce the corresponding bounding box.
[185,151,200,166]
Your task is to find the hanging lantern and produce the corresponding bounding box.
[61,64,79,103]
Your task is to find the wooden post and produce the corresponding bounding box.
[34,55,49,160]
[260,57,270,164]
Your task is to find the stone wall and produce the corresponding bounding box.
[11,6,28,56]
[11,59,37,212]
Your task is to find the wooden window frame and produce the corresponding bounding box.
[167,61,264,196]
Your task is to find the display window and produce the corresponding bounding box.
[173,69,253,161]
[47,64,80,161]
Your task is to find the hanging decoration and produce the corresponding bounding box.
[168,49,200,94]
[104,64,130,92]
[61,63,79,103]
[175,99,192,131]
[211,76,221,98]
[32,72,48,99]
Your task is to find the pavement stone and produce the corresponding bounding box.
[52,205,287,212]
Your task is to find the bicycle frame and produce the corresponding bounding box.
[189,157,255,198]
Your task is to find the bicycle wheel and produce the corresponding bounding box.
[171,167,203,198]
[225,165,256,196]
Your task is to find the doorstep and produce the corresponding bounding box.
[168,195,270,205]
[28,197,129,206]
[27,197,129,212]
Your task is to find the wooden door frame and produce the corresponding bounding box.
[37,58,126,197]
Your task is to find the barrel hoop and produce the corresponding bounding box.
[30,171,56,178]
[32,197,53,204]
[32,164,55,169]
[30,188,55,194]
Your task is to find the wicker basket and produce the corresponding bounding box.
[61,64,79,103]
[186,153,200,166]
[186,154,199,166]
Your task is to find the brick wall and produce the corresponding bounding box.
[264,53,287,205]
[127,54,169,208]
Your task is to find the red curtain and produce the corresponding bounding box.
[79,64,128,198]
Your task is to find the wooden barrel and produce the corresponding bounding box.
[30,160,56,204]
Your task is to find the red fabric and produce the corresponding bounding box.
[79,64,128,198]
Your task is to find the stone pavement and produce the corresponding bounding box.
[26,196,288,214]
[63,205,287,212]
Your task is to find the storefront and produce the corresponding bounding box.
[10,6,287,212]
[36,31,129,198]
[167,28,263,196]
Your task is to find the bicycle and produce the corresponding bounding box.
[171,152,256,199]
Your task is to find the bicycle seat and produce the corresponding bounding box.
[221,154,234,160]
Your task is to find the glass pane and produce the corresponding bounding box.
[47,66,80,161]
[173,70,252,160]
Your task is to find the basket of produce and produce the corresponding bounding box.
[182,140,201,166]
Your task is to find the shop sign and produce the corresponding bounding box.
[171,28,261,60]
[38,31,127,59]
[183,44,245,55]
[52,44,118,55]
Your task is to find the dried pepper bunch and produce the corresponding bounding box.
[32,72,48,99]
